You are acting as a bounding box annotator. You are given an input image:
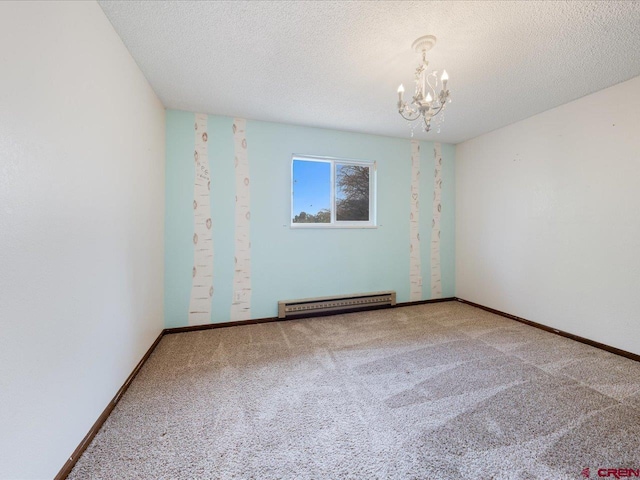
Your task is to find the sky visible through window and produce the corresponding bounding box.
[292,160,330,217]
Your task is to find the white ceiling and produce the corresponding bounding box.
[98,1,640,144]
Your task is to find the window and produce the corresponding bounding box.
[291,155,376,228]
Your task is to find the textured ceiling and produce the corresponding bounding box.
[98,1,640,144]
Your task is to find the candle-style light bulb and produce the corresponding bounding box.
[397,84,405,94]
[425,92,433,103]
[441,70,449,91]
[397,84,405,107]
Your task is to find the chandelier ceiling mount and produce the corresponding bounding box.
[411,35,437,55]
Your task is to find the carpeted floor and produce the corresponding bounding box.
[68,301,640,479]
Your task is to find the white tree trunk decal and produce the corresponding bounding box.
[409,140,422,302]
[188,113,213,325]
[431,142,443,298]
[231,118,252,320]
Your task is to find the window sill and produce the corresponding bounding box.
[290,224,378,229]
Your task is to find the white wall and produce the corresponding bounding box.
[456,75,640,356]
[0,2,165,478]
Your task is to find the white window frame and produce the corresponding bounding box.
[291,154,377,229]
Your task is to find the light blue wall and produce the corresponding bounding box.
[165,110,195,328]
[165,110,455,327]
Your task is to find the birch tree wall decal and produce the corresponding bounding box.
[409,140,422,302]
[431,142,443,298]
[188,113,213,325]
[231,118,252,321]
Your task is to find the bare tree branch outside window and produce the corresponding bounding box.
[336,165,369,221]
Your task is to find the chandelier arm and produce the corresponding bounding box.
[399,110,421,122]
[432,103,446,116]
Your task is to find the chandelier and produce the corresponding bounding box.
[396,35,451,134]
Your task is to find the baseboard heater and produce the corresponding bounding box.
[278,291,396,319]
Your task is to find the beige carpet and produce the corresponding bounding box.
[68,301,640,479]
